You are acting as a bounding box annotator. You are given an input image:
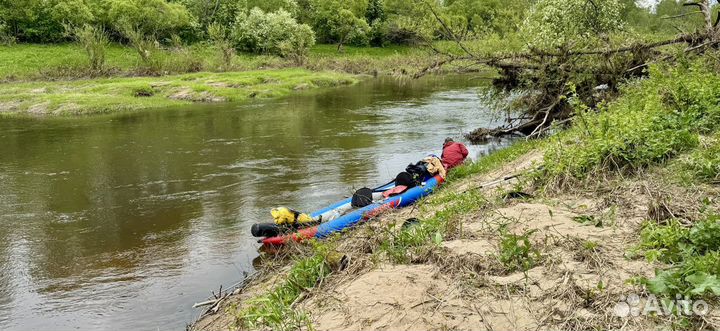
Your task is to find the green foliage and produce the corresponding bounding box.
[365,0,386,23]
[234,242,331,330]
[332,9,372,50]
[635,215,720,298]
[497,228,541,272]
[119,25,162,72]
[207,23,235,70]
[544,61,720,180]
[634,220,691,263]
[69,24,108,72]
[309,0,371,46]
[523,0,625,48]
[107,0,194,39]
[678,135,720,183]
[446,0,527,36]
[232,8,316,56]
[278,24,315,65]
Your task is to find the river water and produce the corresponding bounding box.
[0,74,511,330]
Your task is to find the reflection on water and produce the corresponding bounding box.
[0,74,511,330]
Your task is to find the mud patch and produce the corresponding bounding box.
[169,89,226,102]
[0,101,21,113]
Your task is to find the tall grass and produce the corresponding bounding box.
[70,25,108,73]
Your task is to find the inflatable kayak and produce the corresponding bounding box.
[251,180,396,238]
[261,175,444,246]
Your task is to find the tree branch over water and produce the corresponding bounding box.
[416,0,720,142]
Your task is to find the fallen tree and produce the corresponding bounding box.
[417,0,720,143]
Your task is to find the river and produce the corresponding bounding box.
[0,74,511,330]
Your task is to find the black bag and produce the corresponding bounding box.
[351,187,374,207]
[404,161,430,185]
[395,171,416,188]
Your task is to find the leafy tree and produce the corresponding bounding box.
[523,0,625,48]
[0,0,95,42]
[107,0,194,39]
[232,8,315,55]
[331,9,371,51]
[179,0,241,31]
[245,0,298,15]
[365,0,386,23]
[308,0,369,43]
[445,0,528,36]
[382,0,438,45]
[278,24,315,64]
[653,0,705,33]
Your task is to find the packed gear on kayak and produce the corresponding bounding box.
[422,155,446,178]
[441,137,469,170]
[254,146,467,242]
[271,207,314,225]
[404,161,430,186]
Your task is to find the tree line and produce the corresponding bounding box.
[1,0,704,47]
[0,0,711,76]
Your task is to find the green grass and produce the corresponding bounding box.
[0,42,425,82]
[675,134,720,184]
[310,44,415,57]
[232,242,332,331]
[0,40,518,83]
[0,68,357,115]
[497,227,541,272]
[0,42,291,81]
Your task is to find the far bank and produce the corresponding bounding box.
[0,69,357,116]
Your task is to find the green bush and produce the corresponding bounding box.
[544,62,720,180]
[69,24,108,72]
[207,23,235,70]
[107,0,194,40]
[232,8,316,56]
[635,215,720,298]
[634,220,691,263]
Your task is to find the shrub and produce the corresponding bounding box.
[69,24,108,73]
[329,9,371,51]
[523,0,624,48]
[107,0,194,40]
[119,24,163,74]
[636,215,720,298]
[207,23,235,70]
[232,8,315,56]
[633,220,691,263]
[278,25,315,65]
